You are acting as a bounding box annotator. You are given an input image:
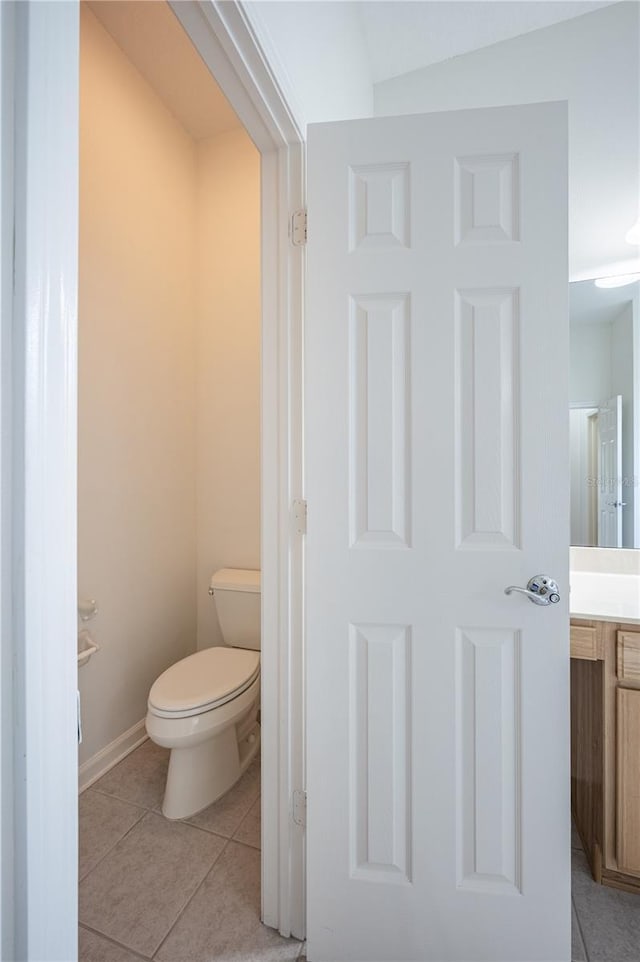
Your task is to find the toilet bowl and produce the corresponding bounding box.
[145,568,261,820]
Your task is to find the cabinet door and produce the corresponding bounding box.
[617,631,640,684]
[617,687,640,875]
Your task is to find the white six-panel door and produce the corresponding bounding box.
[305,103,570,962]
[597,394,623,547]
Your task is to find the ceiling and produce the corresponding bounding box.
[357,1,616,83]
[570,278,638,327]
[86,0,240,140]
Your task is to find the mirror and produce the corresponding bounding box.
[570,278,640,548]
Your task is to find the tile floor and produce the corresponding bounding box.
[571,822,640,962]
[81,743,639,962]
[79,740,303,962]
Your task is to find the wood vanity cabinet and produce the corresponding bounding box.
[571,619,640,892]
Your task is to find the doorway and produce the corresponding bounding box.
[77,3,270,953]
[7,2,304,957]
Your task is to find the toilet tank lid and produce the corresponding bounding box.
[210,568,261,593]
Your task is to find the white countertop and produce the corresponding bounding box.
[570,571,640,625]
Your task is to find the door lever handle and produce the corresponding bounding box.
[505,575,560,606]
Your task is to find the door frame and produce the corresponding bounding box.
[2,1,305,957]
[168,1,307,940]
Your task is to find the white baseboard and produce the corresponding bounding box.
[79,719,148,793]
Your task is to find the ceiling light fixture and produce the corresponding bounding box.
[594,272,640,289]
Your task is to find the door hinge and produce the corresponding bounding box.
[292,789,307,828]
[291,209,307,246]
[292,498,307,535]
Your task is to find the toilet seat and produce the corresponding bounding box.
[148,647,260,719]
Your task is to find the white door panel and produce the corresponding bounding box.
[306,103,569,961]
[598,394,623,547]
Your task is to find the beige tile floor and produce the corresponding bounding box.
[81,744,638,962]
[79,741,303,962]
[572,822,640,962]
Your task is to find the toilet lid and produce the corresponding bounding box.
[148,647,260,715]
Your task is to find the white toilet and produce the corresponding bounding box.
[145,568,261,820]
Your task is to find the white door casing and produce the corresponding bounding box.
[597,394,623,548]
[0,3,15,955]
[169,3,306,937]
[306,103,570,961]
[9,4,80,959]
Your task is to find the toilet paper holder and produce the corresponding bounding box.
[78,628,99,668]
[78,598,98,621]
[78,599,99,666]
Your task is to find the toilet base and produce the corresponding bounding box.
[162,720,260,820]
[146,672,261,820]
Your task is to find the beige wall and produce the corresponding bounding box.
[78,10,261,766]
[78,8,198,765]
[195,130,261,649]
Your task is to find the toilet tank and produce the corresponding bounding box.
[210,568,261,651]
